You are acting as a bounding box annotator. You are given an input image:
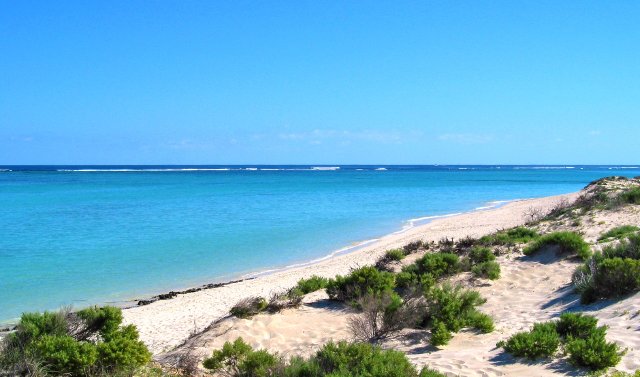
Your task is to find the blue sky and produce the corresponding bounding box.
[1,1,638,164]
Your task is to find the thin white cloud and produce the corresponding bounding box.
[277,129,411,144]
[437,133,493,144]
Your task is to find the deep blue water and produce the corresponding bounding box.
[0,165,638,322]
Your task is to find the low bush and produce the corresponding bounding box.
[621,187,640,204]
[430,321,452,346]
[524,231,591,260]
[598,225,640,242]
[556,312,598,339]
[230,296,268,318]
[469,247,496,264]
[498,313,622,371]
[414,252,460,277]
[565,329,622,370]
[602,234,640,260]
[376,249,407,271]
[295,275,329,294]
[326,266,395,303]
[419,368,447,377]
[203,339,423,377]
[591,258,640,298]
[404,240,427,254]
[497,322,560,359]
[348,291,408,341]
[266,288,303,313]
[314,340,418,377]
[423,284,493,339]
[385,249,406,261]
[467,311,495,333]
[479,227,539,246]
[0,306,150,376]
[203,337,280,376]
[471,261,501,280]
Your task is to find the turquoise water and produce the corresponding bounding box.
[0,165,638,322]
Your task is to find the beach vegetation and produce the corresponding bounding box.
[498,313,622,370]
[429,321,452,346]
[396,252,460,291]
[523,231,591,260]
[422,284,493,344]
[598,226,639,242]
[456,235,478,249]
[0,306,150,377]
[326,266,395,304]
[375,249,406,271]
[230,297,268,319]
[348,291,423,342]
[479,227,539,246]
[621,187,640,204]
[573,234,640,303]
[385,248,406,261]
[469,247,496,264]
[471,261,501,280]
[419,368,448,377]
[294,275,329,294]
[203,339,423,377]
[266,288,304,313]
[498,322,560,359]
[403,240,427,254]
[565,328,622,370]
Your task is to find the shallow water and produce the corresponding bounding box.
[0,165,637,322]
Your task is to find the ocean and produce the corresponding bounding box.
[0,165,638,323]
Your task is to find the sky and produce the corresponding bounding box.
[1,1,639,165]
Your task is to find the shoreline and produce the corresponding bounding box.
[0,196,523,332]
[0,197,513,331]
[122,191,579,355]
[114,198,517,308]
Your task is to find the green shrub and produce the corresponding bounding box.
[0,306,150,377]
[385,249,406,261]
[602,234,640,260]
[524,231,591,260]
[32,334,98,375]
[326,266,395,303]
[621,187,640,204]
[598,225,640,242]
[592,258,640,298]
[419,368,447,377]
[499,313,622,370]
[556,312,598,339]
[76,305,123,339]
[314,341,418,377]
[395,270,436,291]
[469,247,496,264]
[575,235,640,303]
[295,275,329,294]
[230,297,268,318]
[468,312,495,333]
[430,321,452,346]
[565,329,622,371]
[424,284,492,334]
[415,252,460,277]
[498,322,560,359]
[203,337,280,376]
[479,227,539,246]
[403,240,427,254]
[471,261,501,280]
[204,339,421,377]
